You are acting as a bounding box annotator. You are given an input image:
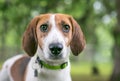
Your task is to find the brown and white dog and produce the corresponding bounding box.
[0,13,86,81]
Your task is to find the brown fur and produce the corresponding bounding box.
[70,16,86,56]
[23,14,51,56]
[11,55,30,81]
[22,16,39,56]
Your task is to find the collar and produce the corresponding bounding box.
[36,56,68,70]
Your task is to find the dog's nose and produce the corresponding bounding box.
[49,43,63,56]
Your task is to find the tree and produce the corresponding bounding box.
[110,0,120,81]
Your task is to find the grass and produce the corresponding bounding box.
[71,62,113,81]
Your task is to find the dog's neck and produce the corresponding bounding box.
[36,56,68,70]
[29,56,72,81]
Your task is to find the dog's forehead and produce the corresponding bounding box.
[38,13,71,23]
[38,14,51,23]
[55,14,71,24]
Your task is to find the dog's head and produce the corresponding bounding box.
[22,13,85,63]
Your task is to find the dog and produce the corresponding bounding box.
[0,13,86,81]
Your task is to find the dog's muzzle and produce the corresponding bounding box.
[49,43,63,56]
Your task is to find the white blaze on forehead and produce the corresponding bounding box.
[49,14,56,27]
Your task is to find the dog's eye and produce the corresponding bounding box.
[62,24,70,33]
[40,24,48,32]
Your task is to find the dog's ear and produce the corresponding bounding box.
[70,16,86,56]
[22,16,39,56]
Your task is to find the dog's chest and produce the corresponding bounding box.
[37,69,71,81]
[25,59,71,81]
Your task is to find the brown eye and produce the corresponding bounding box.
[40,24,48,32]
[62,24,70,33]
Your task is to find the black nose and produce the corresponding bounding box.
[49,43,63,56]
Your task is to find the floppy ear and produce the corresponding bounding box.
[22,16,39,56]
[70,17,86,56]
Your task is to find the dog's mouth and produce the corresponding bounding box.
[49,52,63,58]
[43,52,67,65]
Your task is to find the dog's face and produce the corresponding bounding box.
[22,13,85,64]
[36,14,72,63]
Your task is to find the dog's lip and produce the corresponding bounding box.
[44,53,65,63]
[49,53,63,59]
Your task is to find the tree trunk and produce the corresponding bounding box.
[109,0,120,81]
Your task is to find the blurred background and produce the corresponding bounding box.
[0,0,120,81]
